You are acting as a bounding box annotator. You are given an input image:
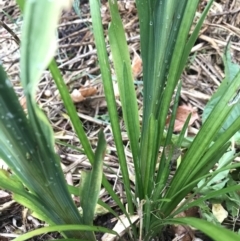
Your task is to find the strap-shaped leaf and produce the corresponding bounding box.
[108,0,141,200]
[89,0,134,216]
[79,130,106,225]
[203,44,240,138]
[148,217,240,241]
[0,1,94,239]
[20,0,71,95]
[0,170,53,225]
[13,224,117,241]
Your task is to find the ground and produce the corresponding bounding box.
[0,0,240,240]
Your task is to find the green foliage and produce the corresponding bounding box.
[90,0,240,239]
[16,0,25,10]
[12,224,117,241]
[79,131,106,225]
[0,0,239,240]
[158,217,240,241]
[89,0,135,216]
[0,0,108,240]
[203,44,240,139]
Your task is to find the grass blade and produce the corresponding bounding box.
[170,218,240,241]
[50,55,128,227]
[80,130,106,226]
[49,60,95,163]
[108,0,142,197]
[89,0,134,214]
[178,0,214,76]
[13,224,117,241]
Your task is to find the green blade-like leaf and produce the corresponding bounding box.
[13,224,117,241]
[172,218,240,241]
[0,170,53,225]
[0,1,94,239]
[153,83,182,201]
[50,59,128,223]
[19,0,84,225]
[148,217,240,240]
[157,1,200,146]
[0,68,72,226]
[176,114,191,147]
[163,71,240,215]
[108,0,140,149]
[142,114,158,197]
[49,60,95,164]
[16,0,25,11]
[80,130,106,225]
[73,0,81,18]
[164,82,182,146]
[108,0,141,198]
[203,44,240,138]
[165,161,240,218]
[151,1,186,116]
[162,118,239,216]
[48,239,82,241]
[49,51,129,230]
[174,184,240,217]
[135,0,153,115]
[0,65,38,187]
[178,0,214,77]
[89,0,134,215]
[20,0,71,95]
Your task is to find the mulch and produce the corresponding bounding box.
[0,0,240,240]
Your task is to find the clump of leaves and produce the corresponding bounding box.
[0,0,240,241]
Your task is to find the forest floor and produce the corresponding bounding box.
[0,0,240,240]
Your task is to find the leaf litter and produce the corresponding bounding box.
[0,0,240,240]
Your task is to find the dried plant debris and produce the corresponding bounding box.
[0,0,240,239]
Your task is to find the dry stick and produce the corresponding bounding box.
[0,20,20,45]
[0,21,21,72]
[210,7,240,17]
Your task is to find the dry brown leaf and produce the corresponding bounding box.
[79,86,97,97]
[19,96,27,109]
[131,52,142,78]
[212,203,228,223]
[89,98,108,109]
[0,235,9,241]
[166,105,199,132]
[184,206,199,218]
[71,86,97,103]
[172,205,200,241]
[172,224,194,241]
[172,210,193,241]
